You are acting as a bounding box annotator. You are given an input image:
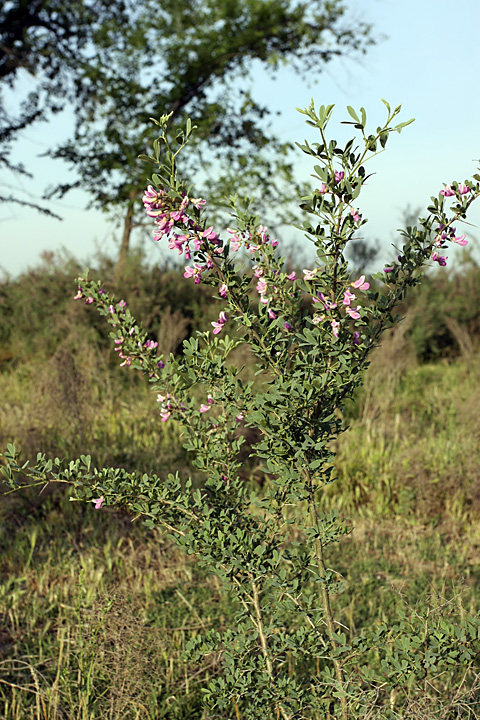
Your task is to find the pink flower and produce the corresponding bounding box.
[319,183,328,194]
[257,225,269,242]
[143,185,158,204]
[168,234,189,254]
[184,264,204,284]
[212,311,228,334]
[227,228,242,251]
[383,267,394,273]
[200,395,214,412]
[440,184,455,197]
[334,171,345,183]
[457,183,470,195]
[313,293,337,310]
[219,283,228,298]
[267,308,276,319]
[191,197,206,209]
[256,278,268,296]
[92,496,104,509]
[303,268,318,281]
[343,290,356,306]
[432,252,447,266]
[201,226,219,242]
[157,393,172,421]
[452,234,467,246]
[331,320,340,338]
[284,321,293,331]
[74,286,83,300]
[287,272,296,281]
[346,306,361,320]
[351,275,370,291]
[350,208,361,223]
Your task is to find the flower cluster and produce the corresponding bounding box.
[226,224,279,255]
[74,285,165,373]
[142,186,222,268]
[156,393,174,422]
[253,265,296,314]
[303,269,370,338]
[440,182,470,197]
[430,182,471,266]
[143,183,295,334]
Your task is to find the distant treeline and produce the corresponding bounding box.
[1,246,479,372]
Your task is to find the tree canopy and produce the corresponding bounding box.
[0,0,130,211]
[1,0,375,265]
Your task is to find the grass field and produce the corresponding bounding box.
[1,260,480,718]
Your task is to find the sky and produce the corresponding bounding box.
[1,0,480,277]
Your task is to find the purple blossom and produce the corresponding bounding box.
[212,311,228,335]
[440,184,455,197]
[92,496,104,509]
[145,339,158,350]
[432,252,447,266]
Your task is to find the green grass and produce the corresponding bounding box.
[1,296,480,717]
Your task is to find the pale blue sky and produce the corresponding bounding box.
[1,0,479,276]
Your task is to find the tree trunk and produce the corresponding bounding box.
[115,189,136,280]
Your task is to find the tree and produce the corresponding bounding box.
[1,1,374,269]
[45,0,374,272]
[0,0,130,210]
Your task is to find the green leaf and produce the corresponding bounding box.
[346,105,360,123]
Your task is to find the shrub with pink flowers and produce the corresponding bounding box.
[3,102,480,719]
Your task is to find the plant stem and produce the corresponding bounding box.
[307,492,349,720]
[251,581,291,720]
